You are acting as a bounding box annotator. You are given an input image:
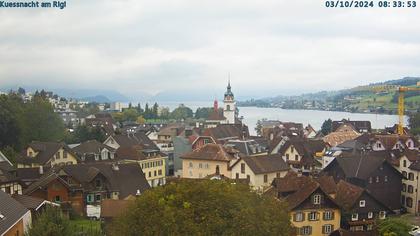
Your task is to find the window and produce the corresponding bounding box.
[148,172,151,178]
[56,152,61,159]
[407,197,413,208]
[189,162,193,168]
[403,160,407,167]
[264,174,268,183]
[376,176,380,183]
[226,105,230,111]
[286,154,289,160]
[409,173,414,181]
[205,163,209,169]
[215,165,220,174]
[300,226,312,235]
[158,170,162,175]
[308,211,318,221]
[291,146,294,153]
[377,143,382,148]
[236,173,239,179]
[351,213,358,221]
[367,224,374,231]
[368,212,373,219]
[369,177,373,184]
[323,211,333,220]
[63,151,68,159]
[199,163,203,169]
[295,154,298,161]
[95,179,102,188]
[359,200,366,207]
[403,171,407,178]
[189,171,193,177]
[241,163,245,174]
[276,172,281,178]
[401,195,406,205]
[379,211,386,219]
[55,195,61,202]
[403,183,407,192]
[384,176,388,182]
[322,225,333,234]
[294,212,304,222]
[408,185,414,193]
[154,170,157,176]
[313,194,321,204]
[87,194,94,203]
[95,194,101,202]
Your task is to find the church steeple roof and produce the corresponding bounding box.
[224,80,234,98]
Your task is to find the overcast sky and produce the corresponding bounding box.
[1,0,420,100]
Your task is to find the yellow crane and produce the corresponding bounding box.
[353,82,420,135]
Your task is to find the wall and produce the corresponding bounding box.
[182,159,230,179]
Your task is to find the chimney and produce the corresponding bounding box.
[39,166,44,175]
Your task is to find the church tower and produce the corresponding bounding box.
[223,80,236,124]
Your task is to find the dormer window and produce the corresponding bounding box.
[313,194,321,205]
[403,160,407,167]
[351,213,358,221]
[377,143,382,148]
[359,200,366,207]
[368,212,373,219]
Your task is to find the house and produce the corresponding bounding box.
[261,121,305,142]
[84,113,116,137]
[331,119,371,133]
[357,134,418,151]
[268,173,341,236]
[181,144,240,179]
[12,195,57,221]
[270,138,327,173]
[224,139,267,156]
[0,190,31,236]
[334,180,392,232]
[323,129,361,147]
[71,140,116,162]
[116,146,166,187]
[0,154,23,195]
[202,124,249,144]
[16,141,79,168]
[230,154,289,191]
[322,151,403,212]
[23,163,150,216]
[304,125,317,139]
[104,132,167,187]
[104,132,158,151]
[393,150,420,213]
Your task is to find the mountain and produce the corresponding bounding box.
[81,95,111,103]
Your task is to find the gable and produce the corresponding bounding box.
[293,188,339,211]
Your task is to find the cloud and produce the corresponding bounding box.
[0,0,420,100]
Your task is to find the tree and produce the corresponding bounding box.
[17,87,26,95]
[159,107,170,119]
[122,108,139,122]
[377,217,411,236]
[152,102,159,119]
[409,112,420,135]
[0,94,24,150]
[22,96,65,144]
[26,206,74,236]
[110,179,291,236]
[170,104,193,120]
[321,118,333,135]
[195,107,214,119]
[137,115,146,124]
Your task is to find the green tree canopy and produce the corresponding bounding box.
[321,118,333,135]
[409,112,420,135]
[111,179,291,236]
[377,217,412,236]
[26,206,74,236]
[170,105,193,120]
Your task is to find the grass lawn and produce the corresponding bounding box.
[70,218,102,235]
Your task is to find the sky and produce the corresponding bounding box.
[1,0,420,101]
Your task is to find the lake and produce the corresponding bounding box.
[153,101,407,135]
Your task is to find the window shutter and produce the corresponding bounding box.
[302,212,305,221]
[322,225,325,234]
[331,211,335,220]
[317,212,320,220]
[293,213,296,221]
[309,226,312,235]
[323,212,326,220]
